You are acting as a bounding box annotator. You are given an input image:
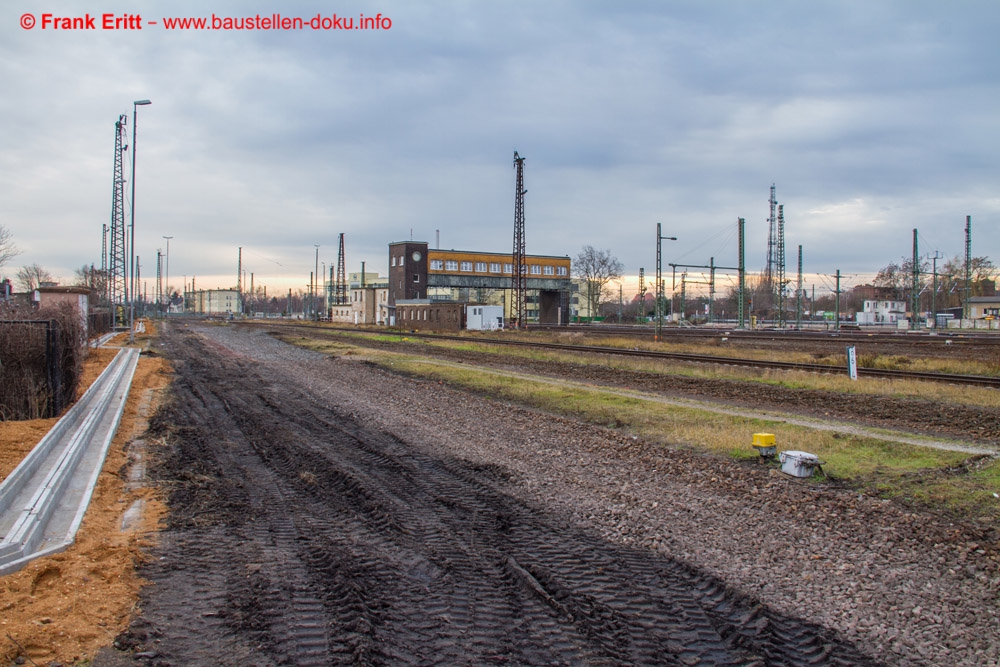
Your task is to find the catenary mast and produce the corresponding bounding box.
[109,115,129,322]
[511,152,527,328]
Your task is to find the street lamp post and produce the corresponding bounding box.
[129,99,152,342]
[162,235,172,315]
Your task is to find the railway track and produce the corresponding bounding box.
[532,323,1000,347]
[253,322,1000,388]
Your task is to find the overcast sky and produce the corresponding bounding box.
[2,0,997,297]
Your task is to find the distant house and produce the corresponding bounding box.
[855,299,906,325]
[37,285,91,334]
[969,296,1000,319]
[189,289,242,315]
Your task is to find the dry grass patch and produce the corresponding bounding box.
[329,331,1000,410]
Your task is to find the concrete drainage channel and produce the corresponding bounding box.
[0,346,140,575]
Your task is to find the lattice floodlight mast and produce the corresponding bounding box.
[512,152,527,328]
[109,114,129,320]
[765,183,777,300]
[335,232,347,305]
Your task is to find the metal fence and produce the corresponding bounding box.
[0,319,74,419]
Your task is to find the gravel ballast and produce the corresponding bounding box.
[172,323,1000,666]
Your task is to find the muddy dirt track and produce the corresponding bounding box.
[108,322,885,666]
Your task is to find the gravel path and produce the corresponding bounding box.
[141,323,999,666]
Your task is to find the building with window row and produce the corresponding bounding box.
[387,242,572,326]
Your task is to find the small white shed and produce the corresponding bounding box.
[466,305,504,331]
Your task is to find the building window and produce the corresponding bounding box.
[543,265,554,276]
[556,266,568,276]
[504,263,513,274]
[430,259,444,270]
[475,262,487,272]
[489,263,501,273]
[445,260,459,271]
[391,256,396,267]
[530,265,541,275]
[460,261,473,272]
[413,274,420,283]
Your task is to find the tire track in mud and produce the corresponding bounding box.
[117,324,880,666]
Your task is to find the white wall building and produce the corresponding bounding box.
[189,289,242,315]
[466,305,504,331]
[856,299,906,325]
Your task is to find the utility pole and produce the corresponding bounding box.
[101,223,108,305]
[669,257,739,325]
[129,99,152,342]
[680,274,687,320]
[796,245,803,330]
[709,257,716,324]
[237,247,243,314]
[162,236,173,313]
[511,152,527,328]
[655,223,677,341]
[637,268,646,323]
[776,204,786,328]
[835,270,841,332]
[911,228,920,330]
[618,283,623,323]
[155,250,163,316]
[929,250,942,328]
[737,217,746,329]
[314,244,320,320]
[964,215,972,320]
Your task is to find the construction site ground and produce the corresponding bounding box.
[0,333,170,666]
[2,321,999,665]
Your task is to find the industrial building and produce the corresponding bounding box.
[386,241,572,328]
[188,289,242,315]
[327,272,389,325]
[394,300,467,332]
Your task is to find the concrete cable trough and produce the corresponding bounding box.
[0,347,140,575]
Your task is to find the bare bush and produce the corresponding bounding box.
[0,302,86,420]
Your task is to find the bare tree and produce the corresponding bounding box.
[573,246,623,321]
[16,263,54,291]
[74,264,109,302]
[0,225,20,269]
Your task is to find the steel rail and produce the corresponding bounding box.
[530,323,1000,346]
[252,322,1000,388]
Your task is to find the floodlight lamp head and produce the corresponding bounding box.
[134,99,152,106]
